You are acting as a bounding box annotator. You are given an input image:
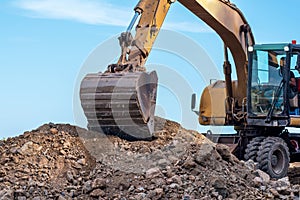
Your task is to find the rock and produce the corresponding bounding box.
[53,143,59,148]
[264,193,274,199]
[278,177,290,186]
[212,191,219,197]
[228,193,238,199]
[183,195,190,200]
[154,188,163,196]
[13,156,20,164]
[0,189,13,200]
[194,143,220,167]
[157,159,169,167]
[253,177,263,186]
[63,141,71,149]
[254,169,270,184]
[170,175,182,185]
[137,186,145,192]
[66,171,73,182]
[82,180,93,193]
[151,177,166,186]
[57,195,67,200]
[135,193,147,200]
[10,147,19,154]
[60,149,66,155]
[37,181,45,187]
[212,178,228,198]
[72,162,82,169]
[128,185,135,192]
[188,175,195,181]
[167,155,179,164]
[146,190,157,198]
[274,177,291,195]
[77,158,86,165]
[165,167,174,178]
[276,186,290,195]
[169,183,179,189]
[243,159,258,170]
[260,185,266,191]
[216,144,233,162]
[18,141,33,155]
[146,167,162,179]
[183,156,196,169]
[90,189,105,197]
[269,188,280,197]
[38,156,48,166]
[92,178,106,189]
[50,128,58,134]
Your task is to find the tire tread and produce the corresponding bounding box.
[257,137,290,178]
[244,137,266,161]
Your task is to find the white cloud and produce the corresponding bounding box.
[14,0,132,26]
[13,0,211,33]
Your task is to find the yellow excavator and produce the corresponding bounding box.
[80,0,300,178]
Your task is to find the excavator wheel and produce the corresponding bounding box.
[80,71,158,140]
[257,137,290,179]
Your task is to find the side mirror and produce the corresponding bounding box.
[191,93,196,110]
[191,93,199,116]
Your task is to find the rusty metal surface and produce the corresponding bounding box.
[80,71,158,140]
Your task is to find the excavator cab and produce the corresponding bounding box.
[247,43,300,127]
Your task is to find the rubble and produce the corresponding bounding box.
[0,117,299,199]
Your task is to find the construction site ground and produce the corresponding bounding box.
[1,117,300,199]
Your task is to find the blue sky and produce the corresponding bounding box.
[1,0,300,138]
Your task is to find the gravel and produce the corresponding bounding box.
[0,117,299,199]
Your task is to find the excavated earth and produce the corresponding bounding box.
[1,117,300,199]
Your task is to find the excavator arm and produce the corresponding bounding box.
[109,0,173,72]
[80,0,255,140]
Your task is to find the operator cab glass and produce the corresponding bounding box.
[248,44,300,126]
[249,46,286,116]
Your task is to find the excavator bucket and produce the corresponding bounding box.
[80,71,158,140]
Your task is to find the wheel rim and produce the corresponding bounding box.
[271,149,284,175]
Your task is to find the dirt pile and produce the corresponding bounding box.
[0,124,95,199]
[0,117,299,199]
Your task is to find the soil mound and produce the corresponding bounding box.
[0,117,299,199]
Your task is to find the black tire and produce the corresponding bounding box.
[257,137,290,179]
[244,137,266,161]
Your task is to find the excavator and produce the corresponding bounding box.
[80,0,300,178]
